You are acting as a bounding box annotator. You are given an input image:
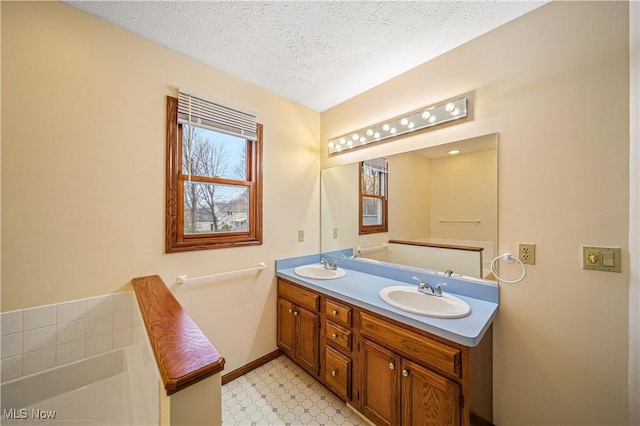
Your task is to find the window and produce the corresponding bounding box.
[165,95,262,252]
[359,158,388,234]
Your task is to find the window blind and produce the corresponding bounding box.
[363,158,388,172]
[177,90,257,141]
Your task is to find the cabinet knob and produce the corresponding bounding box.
[332,310,338,316]
[293,311,298,316]
[332,333,338,339]
[288,309,293,314]
[402,369,409,377]
[388,362,395,370]
[331,370,337,376]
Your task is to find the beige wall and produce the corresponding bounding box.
[387,152,431,241]
[429,148,497,243]
[322,2,629,424]
[1,1,320,372]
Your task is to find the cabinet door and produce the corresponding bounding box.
[325,345,351,401]
[296,306,320,375]
[277,297,295,357]
[401,359,461,426]
[361,338,400,426]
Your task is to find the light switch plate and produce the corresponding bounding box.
[582,246,621,272]
[297,230,304,242]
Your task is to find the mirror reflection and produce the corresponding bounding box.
[321,133,498,281]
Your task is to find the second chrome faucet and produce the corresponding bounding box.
[412,276,447,297]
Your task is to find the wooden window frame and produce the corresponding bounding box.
[165,96,263,252]
[359,160,388,235]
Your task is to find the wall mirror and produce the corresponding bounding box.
[320,133,498,281]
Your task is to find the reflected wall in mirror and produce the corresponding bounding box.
[321,133,498,281]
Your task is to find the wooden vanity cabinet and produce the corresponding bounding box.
[357,310,492,426]
[322,297,354,400]
[277,280,320,376]
[276,277,493,426]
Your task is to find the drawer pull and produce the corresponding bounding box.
[293,311,298,316]
[332,310,338,316]
[332,333,338,339]
[331,370,337,376]
[389,362,395,370]
[288,309,293,314]
[402,369,409,377]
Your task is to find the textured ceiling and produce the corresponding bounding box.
[65,1,547,112]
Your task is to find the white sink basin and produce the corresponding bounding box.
[379,286,471,318]
[294,264,346,280]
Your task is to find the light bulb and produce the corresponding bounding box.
[359,137,366,143]
[448,150,460,155]
[366,129,374,136]
[339,138,346,145]
[445,102,455,112]
[428,116,436,123]
[328,142,335,148]
[390,127,396,134]
[421,111,431,120]
[352,133,359,141]
[407,122,415,129]
[347,140,353,147]
[382,124,390,131]
[451,108,460,116]
[400,118,409,126]
[374,132,380,138]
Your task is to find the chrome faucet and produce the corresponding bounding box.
[320,258,339,270]
[412,277,447,297]
[412,276,434,295]
[433,282,448,297]
[444,269,454,277]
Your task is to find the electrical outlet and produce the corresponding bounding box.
[332,228,338,239]
[518,243,536,265]
[297,230,304,242]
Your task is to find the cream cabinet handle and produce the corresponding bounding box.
[331,370,337,376]
[402,369,409,377]
[293,311,298,316]
[332,310,338,316]
[288,309,293,314]
[332,333,338,339]
[388,362,395,370]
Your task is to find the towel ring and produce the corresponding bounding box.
[490,253,527,284]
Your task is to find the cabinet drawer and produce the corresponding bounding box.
[325,299,352,327]
[325,320,352,352]
[360,312,462,377]
[324,345,351,401]
[278,279,319,312]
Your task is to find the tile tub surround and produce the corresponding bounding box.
[1,292,143,382]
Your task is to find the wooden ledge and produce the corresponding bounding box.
[389,239,484,252]
[131,275,225,395]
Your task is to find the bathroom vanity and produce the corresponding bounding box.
[276,257,497,426]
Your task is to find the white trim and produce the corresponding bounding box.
[629,1,639,424]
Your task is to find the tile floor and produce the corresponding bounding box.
[222,355,369,426]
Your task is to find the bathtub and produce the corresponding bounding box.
[1,343,159,425]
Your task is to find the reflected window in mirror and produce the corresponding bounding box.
[359,158,388,234]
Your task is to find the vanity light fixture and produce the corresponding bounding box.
[328,96,468,154]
